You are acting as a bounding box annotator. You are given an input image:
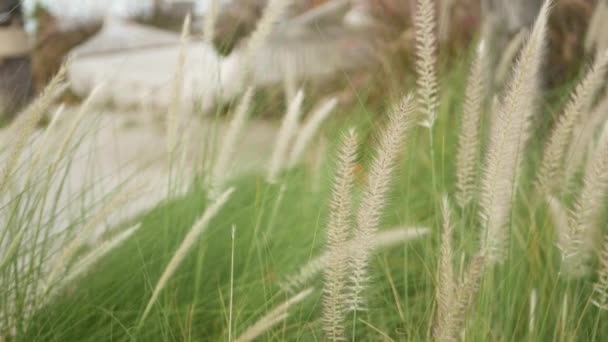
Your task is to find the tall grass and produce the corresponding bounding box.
[6,0,608,340]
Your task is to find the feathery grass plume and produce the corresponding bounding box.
[21,104,66,186]
[56,223,141,292]
[443,254,486,342]
[209,87,254,198]
[592,234,608,310]
[494,29,528,87]
[140,188,234,324]
[322,130,358,341]
[348,94,416,311]
[479,0,552,264]
[51,84,104,172]
[455,40,488,207]
[0,65,67,192]
[266,90,305,183]
[565,95,608,185]
[546,196,571,252]
[288,98,337,168]
[585,1,608,53]
[536,50,608,195]
[235,288,313,342]
[44,190,133,291]
[167,14,191,158]
[529,288,538,334]
[413,0,439,128]
[203,0,218,44]
[243,0,292,77]
[561,123,608,277]
[282,227,429,293]
[434,196,455,341]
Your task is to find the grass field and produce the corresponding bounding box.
[3,0,608,341]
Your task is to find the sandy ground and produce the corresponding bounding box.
[0,106,277,242]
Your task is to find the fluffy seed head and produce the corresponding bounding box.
[479,0,552,263]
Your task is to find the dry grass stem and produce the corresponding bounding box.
[288,97,337,168]
[140,188,235,323]
[235,288,313,342]
[267,90,305,183]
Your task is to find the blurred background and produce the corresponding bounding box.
[0,0,600,120]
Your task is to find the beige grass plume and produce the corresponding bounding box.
[45,189,133,291]
[451,254,485,339]
[434,196,455,340]
[455,40,488,207]
[140,188,235,324]
[167,14,191,159]
[288,97,337,168]
[546,196,571,253]
[479,0,552,264]
[60,223,141,287]
[564,93,608,188]
[348,94,416,311]
[561,122,608,278]
[203,0,218,45]
[322,130,358,341]
[536,50,608,195]
[210,87,254,198]
[414,0,439,128]
[243,0,293,77]
[235,288,313,342]
[282,227,430,293]
[494,29,528,87]
[266,90,305,183]
[585,1,608,53]
[592,234,608,310]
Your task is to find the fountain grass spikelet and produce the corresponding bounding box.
[565,95,608,184]
[479,0,552,264]
[494,29,528,87]
[455,40,488,207]
[203,0,218,44]
[322,130,358,341]
[592,234,608,310]
[210,87,254,198]
[288,97,337,168]
[235,288,313,342]
[266,90,305,183]
[451,254,485,339]
[414,0,439,128]
[243,0,293,77]
[45,190,134,291]
[434,196,455,341]
[53,223,141,296]
[140,188,235,324]
[348,94,416,311]
[561,123,608,278]
[546,196,571,253]
[167,14,190,159]
[282,227,429,293]
[537,50,608,195]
